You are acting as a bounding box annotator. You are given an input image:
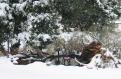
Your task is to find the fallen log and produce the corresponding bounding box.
[40,54,80,62]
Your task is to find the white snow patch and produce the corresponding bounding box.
[18,32,31,41]
[0,3,9,16]
[13,1,27,12]
[17,32,31,49]
[0,57,121,79]
[37,34,51,41]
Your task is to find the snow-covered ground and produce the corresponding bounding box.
[0,56,121,79]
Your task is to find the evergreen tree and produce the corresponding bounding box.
[0,17,9,44]
[50,0,121,31]
[27,0,59,47]
[28,0,59,35]
[0,0,121,50]
[11,6,27,35]
[0,1,28,54]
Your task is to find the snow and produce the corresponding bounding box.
[37,34,51,41]
[13,1,27,12]
[58,32,73,41]
[0,3,9,16]
[57,32,93,43]
[18,32,31,41]
[97,0,119,18]
[115,24,121,32]
[0,0,121,78]
[0,56,121,79]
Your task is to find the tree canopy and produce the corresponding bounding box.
[0,0,121,44]
[50,0,121,31]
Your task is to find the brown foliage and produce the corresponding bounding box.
[78,41,103,64]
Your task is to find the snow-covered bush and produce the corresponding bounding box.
[87,48,120,68]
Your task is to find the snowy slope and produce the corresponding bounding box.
[0,57,121,79]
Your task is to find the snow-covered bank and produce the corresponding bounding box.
[0,57,121,79]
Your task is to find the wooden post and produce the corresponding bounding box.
[7,40,9,53]
[55,48,60,65]
[57,49,60,63]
